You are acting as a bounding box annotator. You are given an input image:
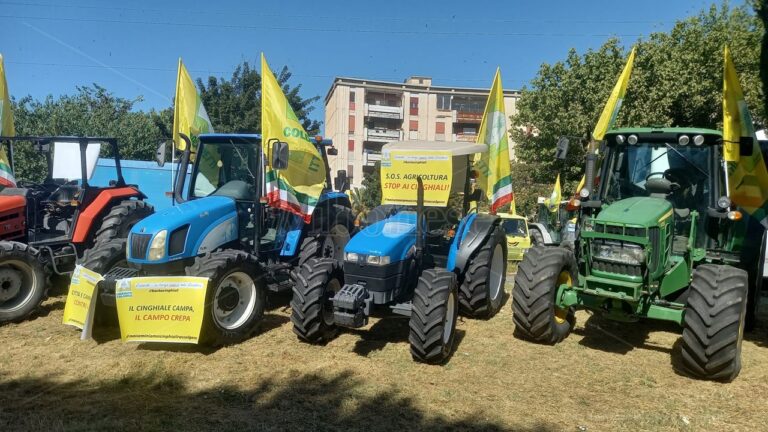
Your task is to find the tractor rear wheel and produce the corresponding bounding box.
[78,238,127,325]
[0,241,49,323]
[291,257,341,343]
[409,268,458,364]
[297,204,355,267]
[93,200,153,244]
[680,264,748,382]
[458,226,507,318]
[186,250,266,346]
[512,246,576,343]
[529,227,545,246]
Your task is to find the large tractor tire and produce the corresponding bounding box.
[0,241,49,323]
[458,226,507,318]
[409,268,459,364]
[529,227,545,246]
[512,246,576,344]
[186,250,266,346]
[78,238,127,325]
[291,257,341,343]
[93,200,153,244]
[680,264,748,382]
[297,204,355,267]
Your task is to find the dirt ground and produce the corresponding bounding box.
[1,273,767,432]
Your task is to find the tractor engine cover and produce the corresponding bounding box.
[127,196,238,265]
[0,195,26,241]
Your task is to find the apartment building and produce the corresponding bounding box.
[324,76,520,188]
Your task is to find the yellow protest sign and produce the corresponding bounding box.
[115,276,208,343]
[381,149,452,206]
[62,265,102,336]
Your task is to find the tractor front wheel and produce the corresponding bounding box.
[512,246,576,343]
[186,250,266,346]
[409,268,459,364]
[458,226,507,318]
[297,204,355,267]
[680,264,748,382]
[0,241,49,323]
[291,257,341,343]
[529,227,545,246]
[78,237,128,325]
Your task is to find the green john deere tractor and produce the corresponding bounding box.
[513,127,766,382]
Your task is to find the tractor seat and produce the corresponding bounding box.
[211,180,252,201]
[47,185,81,203]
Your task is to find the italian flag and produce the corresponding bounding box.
[0,54,16,188]
[476,68,514,214]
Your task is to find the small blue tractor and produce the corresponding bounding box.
[291,140,508,364]
[82,133,355,345]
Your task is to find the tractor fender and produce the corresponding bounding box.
[447,213,501,275]
[72,187,144,243]
[527,222,554,244]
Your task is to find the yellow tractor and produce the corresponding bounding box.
[496,213,531,261]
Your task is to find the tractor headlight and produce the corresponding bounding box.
[366,255,391,266]
[345,252,359,262]
[592,240,645,265]
[148,230,167,261]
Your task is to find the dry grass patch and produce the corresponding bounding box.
[0,277,767,431]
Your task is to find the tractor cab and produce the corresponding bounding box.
[0,136,143,248]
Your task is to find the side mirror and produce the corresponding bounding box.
[326,147,338,156]
[555,136,569,160]
[334,170,348,192]
[155,141,168,167]
[271,141,289,170]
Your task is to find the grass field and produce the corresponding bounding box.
[1,274,767,432]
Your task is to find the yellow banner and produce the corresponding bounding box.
[261,53,325,222]
[0,54,17,187]
[546,174,562,213]
[115,276,208,344]
[62,265,102,334]
[381,149,452,206]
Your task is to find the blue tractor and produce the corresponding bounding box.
[82,134,355,345]
[291,140,508,364]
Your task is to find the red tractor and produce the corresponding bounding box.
[0,136,153,322]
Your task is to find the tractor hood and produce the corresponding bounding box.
[344,211,417,262]
[128,196,238,263]
[596,197,672,228]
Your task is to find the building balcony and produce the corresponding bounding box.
[454,133,478,142]
[365,104,403,119]
[455,111,483,123]
[363,150,382,166]
[365,128,402,142]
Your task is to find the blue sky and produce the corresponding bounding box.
[0,0,741,128]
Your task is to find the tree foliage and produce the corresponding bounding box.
[511,3,765,215]
[757,0,768,116]
[197,62,321,134]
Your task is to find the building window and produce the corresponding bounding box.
[435,122,445,134]
[348,139,355,151]
[410,120,419,131]
[437,94,451,110]
[348,115,355,133]
[410,97,419,115]
[349,90,355,110]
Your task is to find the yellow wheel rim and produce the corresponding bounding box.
[554,270,572,324]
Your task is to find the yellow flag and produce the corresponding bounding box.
[723,46,768,226]
[261,53,325,222]
[475,68,514,214]
[173,58,213,151]
[546,174,562,213]
[576,47,636,193]
[0,54,16,187]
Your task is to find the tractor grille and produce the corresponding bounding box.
[593,259,642,276]
[129,233,152,260]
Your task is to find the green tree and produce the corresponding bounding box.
[11,85,169,181]
[756,0,768,116]
[197,62,321,134]
[511,3,765,207]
